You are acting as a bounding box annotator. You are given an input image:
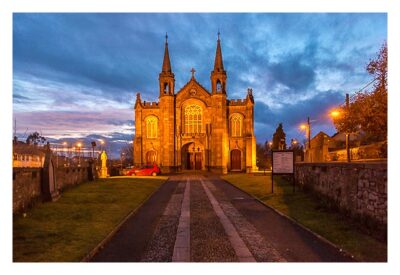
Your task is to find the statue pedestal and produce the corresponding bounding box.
[99,167,108,178]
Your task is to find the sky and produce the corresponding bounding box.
[13,13,387,158]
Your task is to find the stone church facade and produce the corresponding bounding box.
[133,34,257,174]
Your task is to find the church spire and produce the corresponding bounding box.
[213,31,225,72]
[162,33,172,73]
[159,33,175,96]
[211,31,227,94]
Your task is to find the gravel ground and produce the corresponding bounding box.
[205,178,286,262]
[141,181,185,262]
[190,177,237,262]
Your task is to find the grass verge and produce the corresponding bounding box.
[221,174,387,262]
[13,176,167,262]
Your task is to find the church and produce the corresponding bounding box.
[133,34,257,174]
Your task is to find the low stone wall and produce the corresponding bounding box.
[13,164,94,214]
[295,162,387,227]
[56,166,91,191]
[13,168,42,213]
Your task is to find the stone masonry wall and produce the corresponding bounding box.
[13,165,93,214]
[13,168,42,213]
[295,162,387,226]
[55,166,90,191]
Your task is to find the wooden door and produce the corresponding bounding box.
[231,149,241,170]
[187,153,194,170]
[195,153,202,170]
[146,151,156,164]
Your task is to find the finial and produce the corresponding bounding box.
[165,32,168,43]
[217,29,220,40]
[190,68,196,78]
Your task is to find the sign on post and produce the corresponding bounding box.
[271,150,295,193]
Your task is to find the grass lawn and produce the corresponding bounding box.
[221,174,387,262]
[13,176,167,262]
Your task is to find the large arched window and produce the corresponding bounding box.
[230,114,243,137]
[184,105,202,134]
[145,115,158,138]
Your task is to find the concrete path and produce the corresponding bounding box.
[90,173,353,262]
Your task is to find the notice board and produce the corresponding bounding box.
[272,150,294,174]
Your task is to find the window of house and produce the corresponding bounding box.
[146,115,158,138]
[231,114,243,137]
[184,105,202,134]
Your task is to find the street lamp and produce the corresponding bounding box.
[330,110,340,118]
[77,142,82,166]
[91,141,96,159]
[62,142,68,166]
[300,116,311,150]
[329,107,351,162]
[99,139,105,154]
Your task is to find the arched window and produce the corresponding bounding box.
[184,105,202,134]
[231,114,243,137]
[216,80,222,92]
[164,82,169,94]
[145,115,158,138]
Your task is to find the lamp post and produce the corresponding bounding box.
[77,142,82,166]
[62,142,67,166]
[91,141,96,159]
[55,143,59,168]
[330,95,351,163]
[300,116,311,161]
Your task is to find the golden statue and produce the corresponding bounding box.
[99,151,108,178]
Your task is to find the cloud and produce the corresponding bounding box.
[13,13,387,156]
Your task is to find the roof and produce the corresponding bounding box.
[13,143,46,156]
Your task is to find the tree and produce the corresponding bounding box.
[26,131,46,145]
[120,144,134,167]
[333,42,387,143]
[272,123,286,150]
[256,143,267,170]
[289,139,304,161]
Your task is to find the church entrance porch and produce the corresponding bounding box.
[181,142,204,170]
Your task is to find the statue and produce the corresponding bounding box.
[99,151,108,178]
[101,151,107,168]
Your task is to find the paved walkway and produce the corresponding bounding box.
[91,174,353,262]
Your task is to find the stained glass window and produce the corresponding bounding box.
[146,115,158,138]
[184,105,202,134]
[231,114,243,137]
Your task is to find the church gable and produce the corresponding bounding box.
[176,78,212,107]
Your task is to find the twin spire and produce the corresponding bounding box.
[213,31,224,72]
[162,33,172,73]
[160,32,226,96]
[161,32,225,76]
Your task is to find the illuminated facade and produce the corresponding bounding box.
[133,34,257,173]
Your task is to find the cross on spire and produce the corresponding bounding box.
[191,68,196,78]
[218,29,220,40]
[165,32,168,43]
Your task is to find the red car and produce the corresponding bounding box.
[126,163,161,176]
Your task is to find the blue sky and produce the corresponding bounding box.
[13,13,387,158]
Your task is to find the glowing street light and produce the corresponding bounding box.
[299,117,311,150]
[330,110,341,118]
[62,142,69,166]
[77,142,82,166]
[99,139,105,154]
